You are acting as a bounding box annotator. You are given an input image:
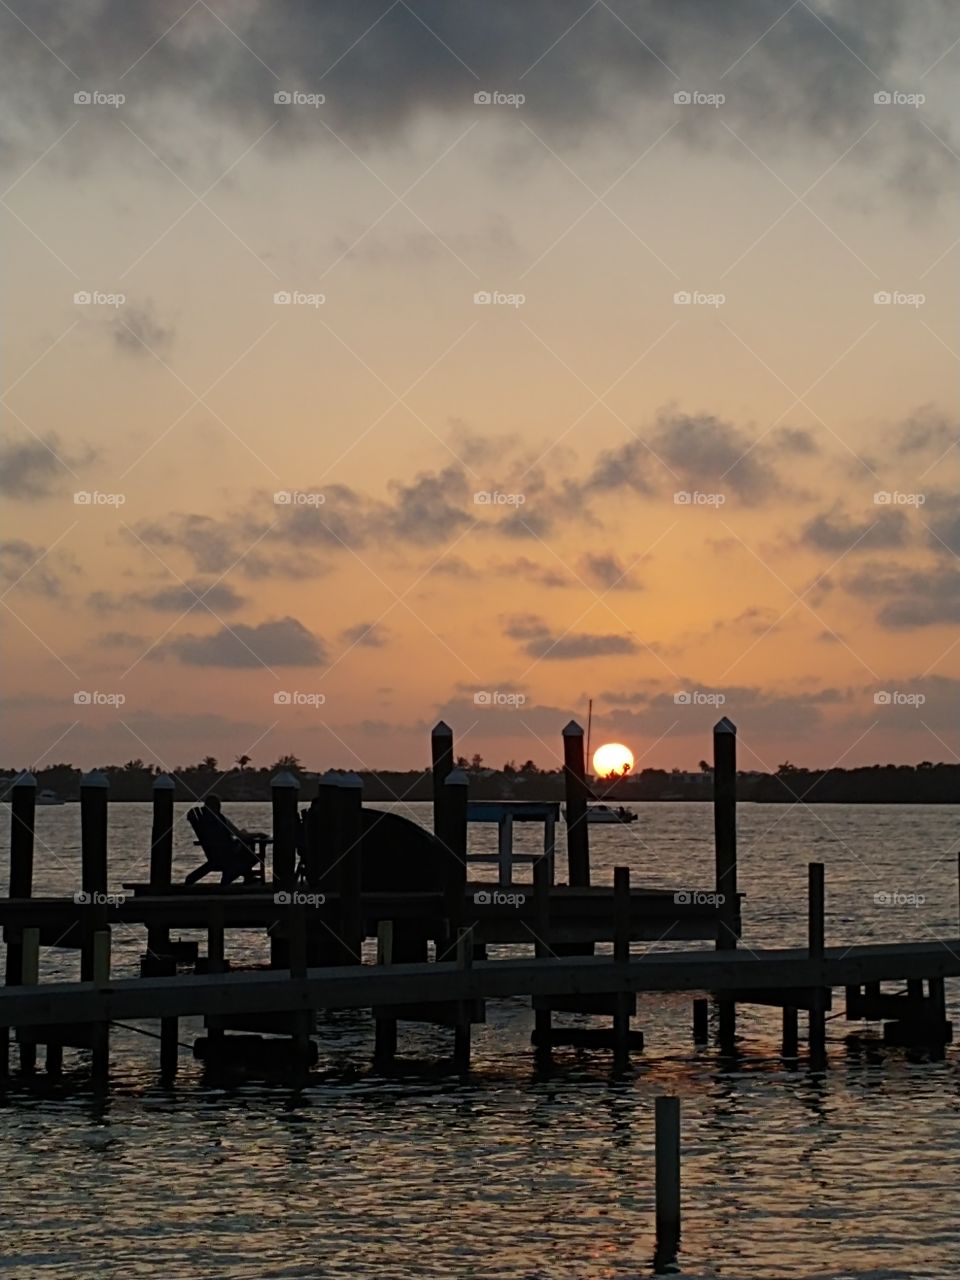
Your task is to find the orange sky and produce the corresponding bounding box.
[2,1,959,773]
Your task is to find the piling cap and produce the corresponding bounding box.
[431,720,453,737]
[338,771,363,789]
[445,768,469,787]
[80,769,110,789]
[318,769,341,787]
[271,770,300,789]
[152,773,175,790]
[13,770,36,788]
[714,717,737,735]
[562,720,584,736]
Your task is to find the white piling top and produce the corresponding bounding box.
[562,720,584,736]
[152,774,175,790]
[13,771,36,788]
[714,717,737,735]
[445,768,469,786]
[338,771,363,789]
[80,769,110,788]
[271,770,300,789]
[432,720,453,737]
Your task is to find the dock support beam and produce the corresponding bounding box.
[374,921,398,1069]
[692,998,709,1045]
[4,772,36,1076]
[337,773,364,964]
[713,719,738,1052]
[270,770,301,968]
[808,862,827,1069]
[431,721,454,837]
[782,1006,799,1059]
[533,854,552,1061]
[613,866,632,1071]
[654,1096,681,1271]
[438,768,469,952]
[147,774,175,957]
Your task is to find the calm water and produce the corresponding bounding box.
[1,801,959,1280]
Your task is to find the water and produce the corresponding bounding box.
[1,801,959,1279]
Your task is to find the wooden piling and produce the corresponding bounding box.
[431,721,454,836]
[692,998,709,1045]
[91,929,111,1086]
[80,770,109,898]
[438,768,469,939]
[148,774,175,956]
[271,770,300,887]
[4,772,36,1076]
[562,721,590,887]
[16,926,39,1074]
[782,1006,799,1058]
[613,866,631,1070]
[453,926,472,1072]
[160,1017,179,1083]
[374,921,398,1068]
[808,862,826,1067]
[713,719,737,1051]
[654,1096,681,1270]
[337,773,364,964]
[533,854,552,1055]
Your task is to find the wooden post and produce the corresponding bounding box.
[148,774,175,956]
[337,773,364,964]
[438,768,469,940]
[654,1096,681,1270]
[533,854,552,1056]
[160,1016,179,1083]
[374,921,398,1068]
[497,811,514,887]
[543,807,556,885]
[562,721,590,887]
[808,861,826,1068]
[271,770,300,887]
[613,866,631,1071]
[431,721,454,836]
[692,998,709,1045]
[80,770,109,983]
[91,928,111,1087]
[310,768,341,885]
[4,772,36,1076]
[454,925,472,1073]
[14,926,39,1074]
[713,719,737,1052]
[206,901,225,1060]
[782,1006,799,1059]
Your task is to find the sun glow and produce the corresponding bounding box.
[592,742,635,778]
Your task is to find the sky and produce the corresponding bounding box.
[1,0,959,775]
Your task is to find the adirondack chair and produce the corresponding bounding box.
[184,803,265,885]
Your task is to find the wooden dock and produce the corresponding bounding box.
[1,717,956,1083]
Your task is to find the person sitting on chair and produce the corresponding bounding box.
[184,795,262,886]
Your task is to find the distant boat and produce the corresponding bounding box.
[37,789,64,806]
[563,804,638,825]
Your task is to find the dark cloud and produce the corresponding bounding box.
[0,539,68,596]
[580,551,642,590]
[153,616,326,667]
[894,408,956,457]
[339,621,387,648]
[800,507,909,552]
[0,436,83,500]
[843,562,960,628]
[91,580,246,613]
[112,302,174,356]
[2,1,949,200]
[503,613,638,660]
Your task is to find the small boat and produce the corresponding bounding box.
[36,789,64,806]
[563,804,638,824]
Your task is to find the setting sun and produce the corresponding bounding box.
[592,743,635,778]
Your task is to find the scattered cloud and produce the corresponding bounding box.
[153,616,327,667]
